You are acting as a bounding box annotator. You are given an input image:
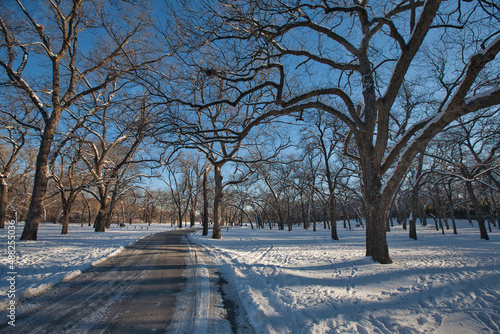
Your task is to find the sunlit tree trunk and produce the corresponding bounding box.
[212,164,223,239]
[21,121,59,240]
[94,201,110,233]
[94,187,110,232]
[60,192,79,235]
[202,168,209,236]
[60,206,71,235]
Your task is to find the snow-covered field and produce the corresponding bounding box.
[1,219,499,333]
[190,220,500,334]
[0,222,175,311]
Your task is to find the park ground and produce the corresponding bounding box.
[1,220,499,333]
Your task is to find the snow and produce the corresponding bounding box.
[189,220,500,334]
[464,87,500,106]
[1,219,499,333]
[471,35,500,56]
[166,240,234,334]
[0,222,175,311]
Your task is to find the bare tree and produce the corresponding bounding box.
[154,70,289,238]
[165,152,209,228]
[166,1,500,263]
[429,110,500,239]
[255,154,311,231]
[300,112,350,239]
[79,97,150,232]
[0,0,158,240]
[253,154,303,231]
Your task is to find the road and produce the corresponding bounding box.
[1,229,250,334]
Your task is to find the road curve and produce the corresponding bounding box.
[0,229,209,333]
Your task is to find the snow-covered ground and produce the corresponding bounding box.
[0,221,175,311]
[189,220,500,334]
[1,220,499,333]
[166,240,237,334]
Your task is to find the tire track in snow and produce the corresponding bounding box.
[168,235,253,334]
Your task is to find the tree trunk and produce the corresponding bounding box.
[329,195,338,240]
[365,200,392,264]
[20,156,50,240]
[202,168,209,236]
[20,113,60,240]
[190,208,196,227]
[212,164,223,239]
[301,199,308,230]
[420,206,427,226]
[362,164,392,264]
[401,210,407,230]
[341,203,348,229]
[105,182,120,228]
[485,198,494,232]
[0,178,8,228]
[447,183,458,235]
[438,216,445,235]
[277,211,284,230]
[442,209,449,230]
[190,196,196,227]
[409,189,419,240]
[178,211,183,228]
[190,181,198,227]
[497,207,500,230]
[408,212,417,240]
[60,191,78,235]
[323,206,327,229]
[61,206,71,235]
[466,204,473,226]
[408,150,423,240]
[271,195,284,230]
[465,181,489,240]
[94,198,110,232]
[323,148,338,239]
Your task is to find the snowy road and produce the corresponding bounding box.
[1,229,241,334]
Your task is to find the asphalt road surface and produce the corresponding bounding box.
[1,229,249,334]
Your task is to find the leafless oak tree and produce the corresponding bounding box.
[79,97,151,232]
[0,0,158,240]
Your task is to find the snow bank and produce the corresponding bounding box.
[0,222,175,311]
[166,237,233,334]
[189,220,500,334]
